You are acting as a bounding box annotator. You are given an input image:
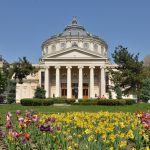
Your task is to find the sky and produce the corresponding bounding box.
[0,0,150,64]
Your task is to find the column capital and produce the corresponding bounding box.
[89,66,95,69]
[100,65,106,69]
[66,66,72,69]
[55,66,60,69]
[78,65,84,69]
[44,66,50,69]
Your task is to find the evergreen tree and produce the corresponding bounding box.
[140,78,150,102]
[34,86,46,99]
[0,72,7,95]
[0,72,7,103]
[110,45,143,98]
[115,85,122,99]
[7,80,16,104]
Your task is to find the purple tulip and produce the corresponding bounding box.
[22,138,27,145]
[16,110,21,116]
[0,131,3,138]
[57,126,61,131]
[51,118,56,122]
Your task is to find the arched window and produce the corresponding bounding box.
[101,47,104,55]
[83,43,89,49]
[45,46,48,54]
[61,43,66,49]
[94,44,98,51]
[51,45,56,52]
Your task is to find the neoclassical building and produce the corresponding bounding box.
[16,17,116,102]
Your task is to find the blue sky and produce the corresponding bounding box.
[0,0,150,63]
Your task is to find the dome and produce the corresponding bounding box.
[60,17,88,36]
[42,17,108,49]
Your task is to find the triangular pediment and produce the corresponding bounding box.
[45,48,103,59]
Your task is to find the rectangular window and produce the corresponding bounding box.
[105,72,109,93]
[41,72,45,88]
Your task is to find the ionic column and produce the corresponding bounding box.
[44,66,50,98]
[66,66,72,99]
[78,66,83,99]
[55,66,60,97]
[100,66,106,97]
[89,66,95,98]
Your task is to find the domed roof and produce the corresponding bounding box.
[42,17,108,49]
[61,17,88,36]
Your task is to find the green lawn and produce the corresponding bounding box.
[0,103,150,124]
[0,103,150,114]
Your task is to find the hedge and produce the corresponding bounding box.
[20,98,54,106]
[50,97,75,104]
[97,99,126,106]
[74,99,98,105]
[20,98,136,106]
[124,99,136,105]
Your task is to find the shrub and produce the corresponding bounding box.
[34,87,46,99]
[124,99,136,105]
[51,97,75,104]
[97,99,126,106]
[20,98,54,106]
[75,99,98,105]
[115,85,122,99]
[7,80,16,104]
[65,98,76,104]
[51,97,67,104]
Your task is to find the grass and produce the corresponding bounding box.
[0,103,150,114]
[0,103,150,124]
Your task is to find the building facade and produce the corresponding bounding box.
[16,17,116,102]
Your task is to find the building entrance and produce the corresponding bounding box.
[83,83,88,99]
[61,83,67,97]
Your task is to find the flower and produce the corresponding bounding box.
[67,146,72,150]
[126,130,134,139]
[119,141,127,148]
[16,110,21,116]
[24,133,30,140]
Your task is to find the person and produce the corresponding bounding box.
[101,95,106,100]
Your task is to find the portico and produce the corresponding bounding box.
[41,65,106,99]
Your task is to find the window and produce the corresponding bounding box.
[51,45,56,52]
[45,47,48,54]
[41,72,45,88]
[61,43,66,49]
[105,72,109,93]
[83,72,88,78]
[101,47,104,55]
[94,44,98,51]
[83,43,89,49]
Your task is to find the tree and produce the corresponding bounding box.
[140,78,150,102]
[6,80,16,104]
[110,45,143,98]
[0,72,7,95]
[0,72,7,103]
[34,86,46,99]
[115,85,122,99]
[143,55,150,78]
[108,90,112,99]
[11,57,37,84]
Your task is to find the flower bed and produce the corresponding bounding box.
[0,111,149,149]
